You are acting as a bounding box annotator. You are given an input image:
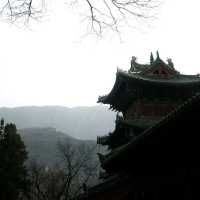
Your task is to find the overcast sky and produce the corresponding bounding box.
[0,0,200,107]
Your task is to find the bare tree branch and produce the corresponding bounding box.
[0,0,160,35]
[81,0,160,36]
[0,0,46,24]
[57,141,99,199]
[28,141,99,200]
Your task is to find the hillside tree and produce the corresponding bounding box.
[0,119,29,200]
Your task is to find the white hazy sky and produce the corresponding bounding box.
[0,0,200,107]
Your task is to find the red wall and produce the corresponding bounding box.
[125,100,177,120]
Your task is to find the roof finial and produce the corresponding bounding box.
[156,51,160,59]
[150,52,154,64]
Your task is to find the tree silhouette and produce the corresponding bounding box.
[28,141,99,200]
[0,120,29,200]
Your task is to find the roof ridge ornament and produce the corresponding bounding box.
[131,56,137,65]
[167,58,174,69]
[150,52,154,64]
[156,51,160,59]
[130,56,137,72]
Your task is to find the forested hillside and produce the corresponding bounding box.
[20,127,100,167]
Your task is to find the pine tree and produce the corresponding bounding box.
[0,120,29,200]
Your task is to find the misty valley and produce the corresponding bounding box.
[0,106,114,200]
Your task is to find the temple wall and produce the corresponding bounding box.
[125,100,178,120]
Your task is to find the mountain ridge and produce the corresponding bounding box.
[0,105,116,140]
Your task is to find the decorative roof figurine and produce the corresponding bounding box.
[131,56,137,64]
[167,58,174,69]
[130,56,137,71]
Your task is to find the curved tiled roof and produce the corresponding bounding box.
[130,62,150,72]
[98,69,200,105]
[120,70,200,85]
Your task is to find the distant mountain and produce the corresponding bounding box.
[20,127,98,166]
[0,106,116,139]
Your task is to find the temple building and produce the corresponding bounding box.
[77,53,200,200]
[97,52,200,150]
